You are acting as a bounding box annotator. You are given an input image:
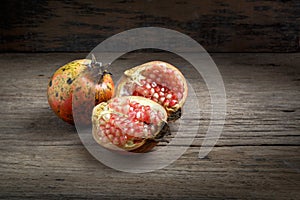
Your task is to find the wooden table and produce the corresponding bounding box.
[0,53,299,199]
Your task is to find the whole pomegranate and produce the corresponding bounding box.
[47,56,114,124]
[116,61,187,121]
[92,96,169,153]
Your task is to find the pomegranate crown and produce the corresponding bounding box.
[88,54,111,75]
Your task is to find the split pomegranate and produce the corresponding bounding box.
[92,96,169,153]
[47,56,114,124]
[116,61,187,121]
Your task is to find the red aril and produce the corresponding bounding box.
[115,61,187,121]
[92,96,169,153]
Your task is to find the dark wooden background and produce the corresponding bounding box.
[1,0,299,52]
[0,1,299,199]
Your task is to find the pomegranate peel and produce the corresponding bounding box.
[47,59,90,124]
[48,55,114,125]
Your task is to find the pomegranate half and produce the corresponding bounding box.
[92,96,169,153]
[115,61,187,121]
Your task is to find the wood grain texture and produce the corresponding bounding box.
[0,0,299,52]
[0,52,299,199]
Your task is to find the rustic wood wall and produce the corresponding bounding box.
[0,0,299,52]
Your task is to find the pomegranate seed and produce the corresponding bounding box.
[128,112,135,119]
[151,98,158,103]
[110,126,116,134]
[166,94,172,99]
[103,113,111,121]
[169,99,178,107]
[150,88,155,95]
[142,90,149,97]
[151,82,157,87]
[164,99,170,107]
[177,92,182,99]
[134,131,143,138]
[143,128,148,135]
[136,111,141,119]
[108,134,114,141]
[123,128,130,135]
[149,73,155,79]
[159,97,165,103]
[115,128,121,136]
[154,86,160,93]
[134,103,140,109]
[97,130,103,137]
[150,112,156,122]
[102,136,109,143]
[128,128,135,136]
[153,93,159,99]
[99,119,105,125]
[150,125,157,134]
[110,118,115,125]
[146,83,151,89]
[144,115,150,123]
[140,112,145,121]
[113,137,119,145]
[106,129,111,135]
[124,104,130,112]
[119,136,125,145]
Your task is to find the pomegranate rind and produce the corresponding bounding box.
[92,96,168,152]
[72,69,115,126]
[47,59,91,124]
[48,59,115,125]
[115,61,187,120]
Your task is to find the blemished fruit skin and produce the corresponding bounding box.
[47,59,114,125]
[48,59,90,124]
[72,68,115,126]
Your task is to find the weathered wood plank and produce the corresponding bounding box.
[0,53,299,199]
[0,146,299,199]
[0,0,299,52]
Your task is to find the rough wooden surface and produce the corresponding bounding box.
[1,0,300,52]
[0,52,299,199]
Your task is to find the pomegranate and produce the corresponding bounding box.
[115,61,187,121]
[92,96,169,153]
[47,56,114,124]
